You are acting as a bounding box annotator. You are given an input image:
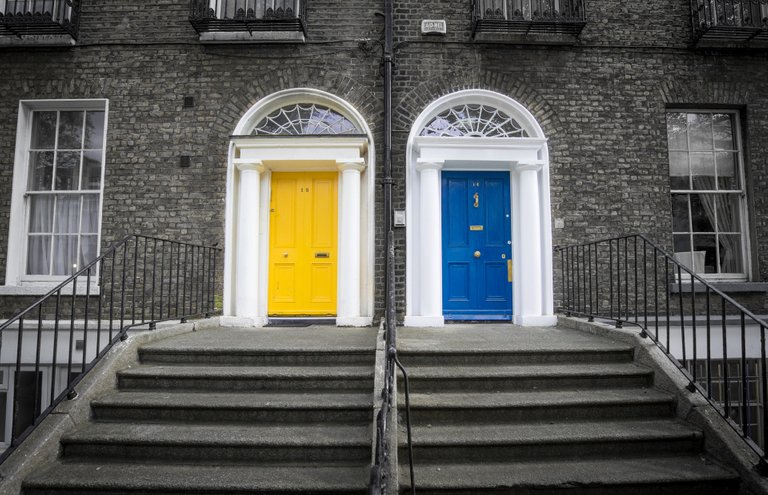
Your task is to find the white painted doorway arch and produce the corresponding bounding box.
[222,88,375,327]
[404,89,556,327]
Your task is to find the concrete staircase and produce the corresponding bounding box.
[22,327,376,494]
[397,325,740,494]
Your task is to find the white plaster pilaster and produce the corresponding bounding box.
[337,160,366,326]
[234,161,265,320]
[416,161,444,325]
[513,162,546,326]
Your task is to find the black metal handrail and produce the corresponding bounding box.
[0,234,221,464]
[189,0,306,34]
[0,0,81,39]
[555,234,768,471]
[691,0,768,43]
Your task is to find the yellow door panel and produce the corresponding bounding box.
[271,176,298,249]
[310,263,334,304]
[268,172,337,316]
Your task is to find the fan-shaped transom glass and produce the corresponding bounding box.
[252,104,360,135]
[420,104,529,138]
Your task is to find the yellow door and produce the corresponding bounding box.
[268,172,338,315]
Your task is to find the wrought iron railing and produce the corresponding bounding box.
[691,0,768,43]
[0,0,80,39]
[0,234,221,464]
[189,0,306,35]
[472,0,586,37]
[555,234,768,471]
[368,322,415,494]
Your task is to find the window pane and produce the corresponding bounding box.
[54,151,81,190]
[671,194,689,232]
[688,113,713,151]
[29,196,54,233]
[81,150,102,190]
[667,113,688,150]
[52,236,78,275]
[717,194,742,233]
[79,235,98,270]
[692,235,717,273]
[691,153,716,190]
[716,152,738,190]
[691,194,715,232]
[27,151,54,191]
[30,112,56,149]
[54,195,81,234]
[718,234,743,274]
[668,151,689,189]
[27,236,51,275]
[713,113,734,150]
[84,111,105,149]
[57,111,84,149]
[81,195,99,234]
[674,234,691,253]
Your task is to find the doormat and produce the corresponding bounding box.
[265,318,335,327]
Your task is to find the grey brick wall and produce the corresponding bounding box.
[0,0,766,320]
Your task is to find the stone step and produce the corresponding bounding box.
[399,456,739,494]
[91,391,373,424]
[62,422,370,464]
[23,462,369,494]
[118,365,374,391]
[401,362,653,391]
[397,347,634,366]
[398,419,703,462]
[404,388,674,424]
[139,347,374,366]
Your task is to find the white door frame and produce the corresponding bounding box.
[404,90,556,327]
[222,89,375,327]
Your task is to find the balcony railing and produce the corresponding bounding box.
[0,0,80,39]
[691,0,768,45]
[472,0,586,42]
[189,0,306,36]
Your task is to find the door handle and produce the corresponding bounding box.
[473,192,479,208]
[508,260,513,282]
[474,251,481,258]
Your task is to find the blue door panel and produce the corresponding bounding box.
[446,263,470,302]
[442,171,512,320]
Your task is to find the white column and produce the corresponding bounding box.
[417,161,444,325]
[337,160,366,326]
[515,163,544,325]
[235,161,265,321]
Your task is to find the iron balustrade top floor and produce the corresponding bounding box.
[0,11,78,38]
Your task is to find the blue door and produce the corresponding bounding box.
[442,171,512,320]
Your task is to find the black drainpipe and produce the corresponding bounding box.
[383,0,395,340]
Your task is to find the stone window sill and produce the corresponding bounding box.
[669,282,768,294]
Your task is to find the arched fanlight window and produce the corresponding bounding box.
[420,104,529,138]
[252,103,360,135]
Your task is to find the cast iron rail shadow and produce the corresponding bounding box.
[0,234,221,464]
[0,0,80,39]
[555,233,768,473]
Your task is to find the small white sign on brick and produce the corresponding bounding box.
[421,19,447,35]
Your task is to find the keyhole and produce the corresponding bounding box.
[473,192,479,208]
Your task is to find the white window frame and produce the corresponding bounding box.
[667,108,751,282]
[3,99,108,295]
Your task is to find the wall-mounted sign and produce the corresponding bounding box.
[421,19,446,35]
